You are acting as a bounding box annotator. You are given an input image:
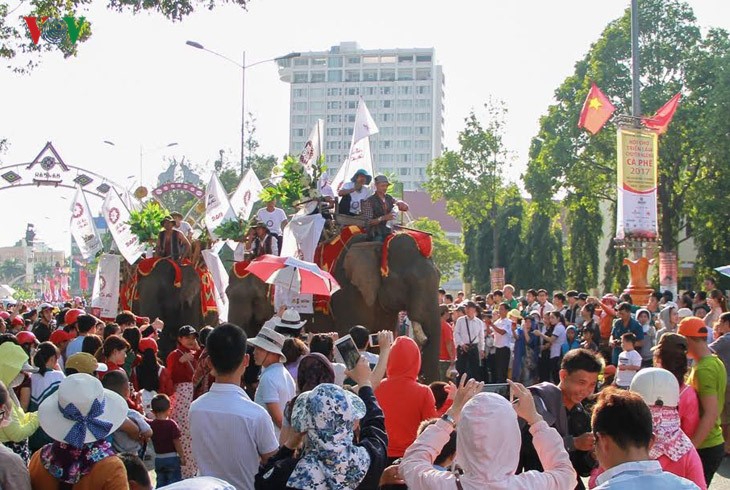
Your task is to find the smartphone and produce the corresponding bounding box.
[334,335,361,371]
[482,383,511,401]
[369,333,379,347]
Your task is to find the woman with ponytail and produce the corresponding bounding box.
[28,342,65,452]
[705,289,728,340]
[134,338,173,417]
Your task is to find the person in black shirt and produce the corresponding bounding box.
[31,304,55,343]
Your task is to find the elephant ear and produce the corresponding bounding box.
[343,242,382,308]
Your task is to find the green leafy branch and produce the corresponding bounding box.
[127,201,169,243]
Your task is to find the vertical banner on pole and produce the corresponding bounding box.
[490,268,506,292]
[91,254,121,320]
[616,127,659,240]
[659,252,678,300]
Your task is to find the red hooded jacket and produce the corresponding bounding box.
[376,336,445,458]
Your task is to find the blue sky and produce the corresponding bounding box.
[1,0,729,252]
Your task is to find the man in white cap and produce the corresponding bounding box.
[248,327,296,435]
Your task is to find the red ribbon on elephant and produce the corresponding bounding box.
[137,257,187,288]
[381,230,433,277]
[196,267,218,316]
[233,260,251,279]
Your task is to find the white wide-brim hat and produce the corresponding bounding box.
[248,327,287,363]
[38,373,128,448]
[274,309,307,330]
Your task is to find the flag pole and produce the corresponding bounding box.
[630,0,641,122]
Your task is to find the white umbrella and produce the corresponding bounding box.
[0,284,16,300]
[714,266,730,278]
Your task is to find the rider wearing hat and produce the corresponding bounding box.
[362,175,409,241]
[246,220,279,258]
[170,211,193,241]
[156,216,191,261]
[338,169,373,216]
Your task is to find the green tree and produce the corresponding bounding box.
[409,217,466,281]
[1,0,250,72]
[525,0,726,290]
[566,194,603,291]
[519,203,565,293]
[0,259,25,282]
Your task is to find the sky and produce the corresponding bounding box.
[1,0,729,253]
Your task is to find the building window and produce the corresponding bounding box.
[398,99,413,108]
[326,141,341,150]
[347,114,356,123]
[415,112,430,122]
[397,113,413,122]
[416,98,430,107]
[398,86,412,95]
[382,100,393,108]
[416,85,430,95]
[363,69,377,81]
[416,154,430,163]
[293,102,307,111]
[294,115,307,124]
[380,140,393,149]
[294,58,309,66]
[347,56,360,65]
[416,68,431,80]
[311,71,325,83]
[328,70,343,82]
[399,167,411,175]
[380,69,395,81]
[380,86,393,95]
[381,113,394,122]
[329,56,343,67]
[312,57,326,66]
[327,101,342,110]
[363,56,379,64]
[345,70,360,82]
[380,126,394,136]
[327,127,342,136]
[346,127,354,136]
[416,54,432,63]
[346,87,359,96]
[398,69,413,81]
[397,127,412,136]
[327,88,342,96]
[381,154,394,162]
[398,55,413,63]
[347,100,358,109]
[363,87,376,96]
[310,101,324,111]
[293,73,308,83]
[310,88,324,98]
[380,55,397,63]
[293,128,305,137]
[326,114,342,123]
[416,126,430,136]
[397,154,411,163]
[293,88,307,97]
[415,140,430,149]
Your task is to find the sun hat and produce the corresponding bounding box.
[64,308,85,326]
[170,211,183,219]
[65,352,108,374]
[138,338,158,354]
[50,329,72,345]
[678,316,709,338]
[38,373,127,448]
[630,367,679,407]
[373,174,390,185]
[507,309,522,321]
[0,342,39,375]
[350,169,372,185]
[16,331,38,346]
[274,309,306,330]
[247,326,287,363]
[676,308,693,319]
[652,332,688,353]
[161,215,174,225]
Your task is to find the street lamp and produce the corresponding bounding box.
[185,40,300,176]
[104,140,178,187]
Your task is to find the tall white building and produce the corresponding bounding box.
[277,42,445,190]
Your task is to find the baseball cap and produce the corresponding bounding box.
[678,316,709,339]
[652,332,688,353]
[50,329,72,345]
[65,352,108,374]
[178,325,198,338]
[577,293,588,300]
[138,338,158,354]
[677,308,693,319]
[64,308,85,326]
[630,367,679,407]
[39,303,53,311]
[463,301,478,310]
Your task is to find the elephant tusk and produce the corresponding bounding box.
[411,321,428,347]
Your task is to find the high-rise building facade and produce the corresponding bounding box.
[277,42,445,190]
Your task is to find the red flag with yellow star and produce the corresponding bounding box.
[578,82,616,135]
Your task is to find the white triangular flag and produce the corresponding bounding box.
[299,119,324,177]
[332,98,379,192]
[69,186,102,260]
[202,249,230,322]
[102,188,144,265]
[205,173,237,238]
[91,254,121,319]
[230,169,263,220]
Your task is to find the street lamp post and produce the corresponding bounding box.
[185,40,300,176]
[104,140,178,187]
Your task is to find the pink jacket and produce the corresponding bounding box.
[400,393,576,490]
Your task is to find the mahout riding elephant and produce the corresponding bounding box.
[133,259,217,357]
[226,232,441,381]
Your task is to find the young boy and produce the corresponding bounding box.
[149,394,185,487]
[580,328,599,353]
[615,332,642,389]
[101,370,153,456]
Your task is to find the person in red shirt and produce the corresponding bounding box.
[165,325,200,479]
[438,305,456,381]
[375,336,451,464]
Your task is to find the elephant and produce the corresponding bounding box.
[226,232,442,382]
[132,259,218,357]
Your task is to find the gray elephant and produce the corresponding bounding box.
[226,232,441,381]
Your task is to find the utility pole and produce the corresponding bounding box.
[630,0,642,121]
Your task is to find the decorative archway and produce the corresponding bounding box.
[0,142,127,198]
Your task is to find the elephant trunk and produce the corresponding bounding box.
[411,321,428,347]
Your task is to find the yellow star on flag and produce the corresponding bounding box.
[588,97,603,110]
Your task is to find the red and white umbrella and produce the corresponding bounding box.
[245,255,341,297]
